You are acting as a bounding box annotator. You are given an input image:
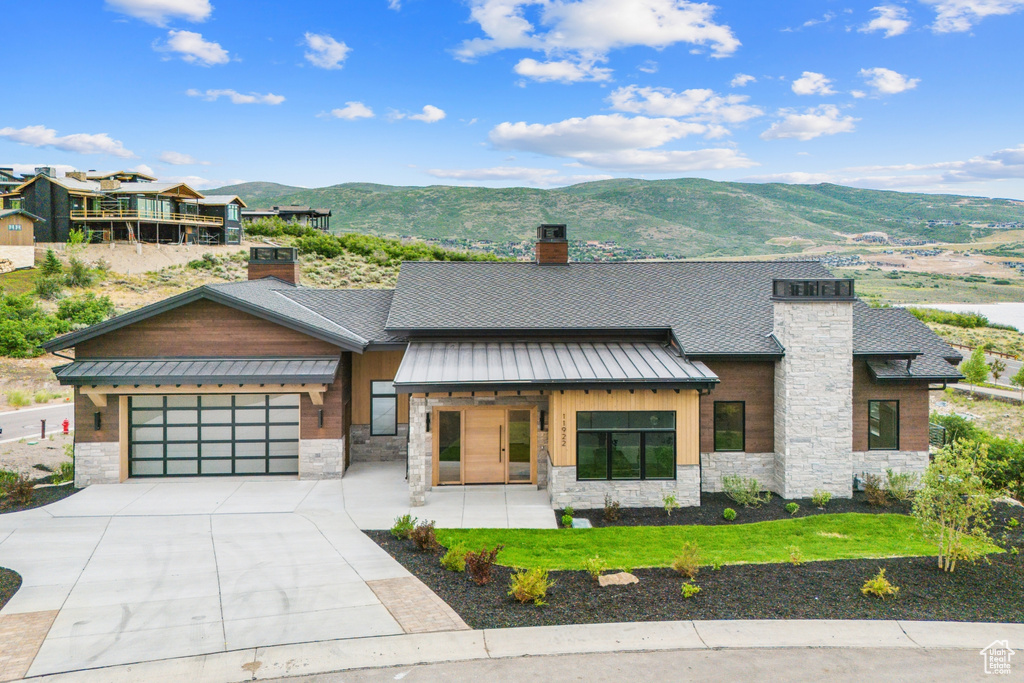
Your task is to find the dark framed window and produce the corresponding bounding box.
[868,400,899,450]
[713,401,745,452]
[370,380,398,436]
[576,411,675,481]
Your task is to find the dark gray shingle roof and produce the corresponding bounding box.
[280,289,404,344]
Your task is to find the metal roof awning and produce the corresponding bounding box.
[54,357,340,386]
[393,342,719,392]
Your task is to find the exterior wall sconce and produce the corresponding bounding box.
[93,411,101,431]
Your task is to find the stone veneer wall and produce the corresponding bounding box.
[852,450,929,481]
[298,438,346,479]
[74,442,120,487]
[350,424,409,462]
[773,300,854,499]
[408,394,550,507]
[700,452,776,493]
[547,465,700,509]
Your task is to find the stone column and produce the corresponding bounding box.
[773,299,854,498]
[298,438,346,479]
[74,442,120,486]
[407,397,430,506]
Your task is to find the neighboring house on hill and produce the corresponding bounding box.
[197,195,246,245]
[242,205,331,231]
[44,226,963,509]
[0,208,42,270]
[0,167,24,195]
[5,168,236,244]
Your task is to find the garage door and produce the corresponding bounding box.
[129,394,300,477]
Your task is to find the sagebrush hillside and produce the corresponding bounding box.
[210,178,1024,257]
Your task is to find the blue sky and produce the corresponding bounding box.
[3,0,1024,198]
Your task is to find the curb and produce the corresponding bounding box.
[28,619,1024,682]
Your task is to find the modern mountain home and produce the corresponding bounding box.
[44,226,963,508]
[241,205,332,231]
[4,168,240,245]
[0,208,42,270]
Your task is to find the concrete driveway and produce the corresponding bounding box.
[0,480,413,677]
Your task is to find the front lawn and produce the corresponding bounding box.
[436,513,999,570]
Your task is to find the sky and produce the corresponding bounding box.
[3,0,1024,198]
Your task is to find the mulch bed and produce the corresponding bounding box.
[367,503,1024,629]
[0,567,21,610]
[0,479,78,514]
[559,491,912,527]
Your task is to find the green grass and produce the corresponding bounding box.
[436,513,999,570]
[846,268,1024,305]
[0,269,38,296]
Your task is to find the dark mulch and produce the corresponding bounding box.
[560,491,912,528]
[367,503,1024,629]
[0,567,22,610]
[0,481,78,514]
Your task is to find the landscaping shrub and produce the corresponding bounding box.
[930,413,982,445]
[560,513,573,528]
[912,440,995,572]
[861,568,899,600]
[64,257,95,288]
[0,469,18,485]
[508,568,554,606]
[863,473,890,507]
[410,520,440,552]
[885,469,918,503]
[671,542,700,579]
[465,546,503,586]
[56,293,115,327]
[905,307,990,329]
[52,458,74,485]
[583,555,606,581]
[440,545,468,572]
[722,475,771,508]
[603,494,621,522]
[40,249,63,277]
[33,275,63,300]
[0,474,34,509]
[811,489,832,508]
[787,545,805,566]
[390,514,417,540]
[785,502,799,515]
[6,390,30,407]
[32,390,59,404]
[680,581,701,599]
[0,292,72,357]
[983,438,1024,503]
[960,347,990,390]
[187,253,219,270]
[722,507,737,521]
[663,494,680,517]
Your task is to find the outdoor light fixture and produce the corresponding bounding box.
[539,410,546,431]
[318,409,324,429]
[425,413,431,433]
[93,411,101,431]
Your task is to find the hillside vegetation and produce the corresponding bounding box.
[210,178,1024,257]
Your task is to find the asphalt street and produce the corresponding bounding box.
[0,403,74,443]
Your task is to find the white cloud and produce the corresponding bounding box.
[159,151,208,165]
[186,89,286,104]
[303,32,351,69]
[859,67,920,94]
[760,105,858,141]
[104,0,211,26]
[513,58,612,82]
[730,73,756,87]
[846,143,1024,182]
[424,166,614,186]
[608,85,763,125]
[156,30,229,66]
[638,60,659,73]
[566,148,757,172]
[859,5,912,37]
[791,71,835,96]
[395,105,446,123]
[131,164,156,177]
[921,0,1024,32]
[8,163,77,177]
[741,171,834,184]
[388,0,401,8]
[0,125,135,158]
[783,11,836,31]
[328,102,375,120]
[851,89,867,98]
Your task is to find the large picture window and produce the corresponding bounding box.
[713,402,745,452]
[576,411,675,481]
[868,400,899,450]
[370,380,398,436]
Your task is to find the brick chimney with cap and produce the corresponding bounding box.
[248,246,300,284]
[535,223,568,265]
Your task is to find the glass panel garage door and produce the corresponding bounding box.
[129,394,300,477]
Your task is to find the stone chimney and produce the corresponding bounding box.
[248,246,300,284]
[535,223,568,265]
[64,171,88,182]
[99,179,121,191]
[771,278,855,500]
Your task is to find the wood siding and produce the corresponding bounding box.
[852,360,930,451]
[548,389,700,467]
[0,215,34,246]
[75,299,342,358]
[698,361,775,453]
[352,350,409,425]
[75,388,120,443]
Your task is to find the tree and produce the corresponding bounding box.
[40,249,63,278]
[959,347,989,394]
[912,440,994,573]
[990,358,1006,384]
[1011,364,1024,401]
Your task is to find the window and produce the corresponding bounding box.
[868,400,899,450]
[713,402,745,452]
[576,411,675,481]
[370,380,397,436]
[226,204,240,221]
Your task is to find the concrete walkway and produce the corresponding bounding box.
[26,619,1024,682]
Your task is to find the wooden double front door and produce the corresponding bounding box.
[434,406,535,485]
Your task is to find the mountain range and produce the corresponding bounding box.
[208,178,1024,258]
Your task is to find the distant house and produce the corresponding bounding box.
[0,167,24,195]
[4,168,237,245]
[242,205,331,231]
[0,208,42,271]
[197,195,247,245]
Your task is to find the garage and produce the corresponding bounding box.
[129,393,300,477]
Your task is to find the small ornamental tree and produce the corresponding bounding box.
[912,440,994,573]
[959,347,989,394]
[40,249,63,278]
[1011,365,1024,401]
[989,359,1006,384]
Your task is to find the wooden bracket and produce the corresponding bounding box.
[83,391,107,407]
[308,389,324,406]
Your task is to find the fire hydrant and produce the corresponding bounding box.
[62,418,70,435]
